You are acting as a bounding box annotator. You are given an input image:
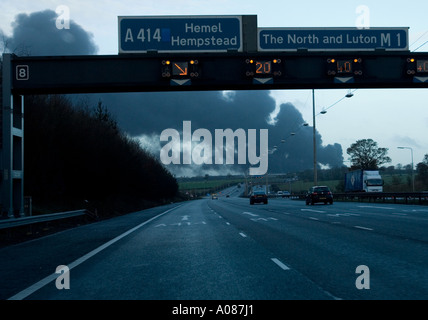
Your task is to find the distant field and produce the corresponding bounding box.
[178,176,341,195]
[177,172,421,195]
[178,178,245,195]
[275,180,341,193]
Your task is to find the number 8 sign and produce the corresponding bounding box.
[16,65,29,80]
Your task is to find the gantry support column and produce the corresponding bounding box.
[1,54,24,218]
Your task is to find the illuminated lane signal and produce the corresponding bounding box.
[161,59,200,78]
[245,58,283,78]
[327,58,362,77]
[406,57,428,75]
[417,60,428,73]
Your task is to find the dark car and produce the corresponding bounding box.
[250,190,268,205]
[305,186,333,205]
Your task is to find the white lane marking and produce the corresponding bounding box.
[271,258,290,271]
[358,206,394,210]
[239,232,247,238]
[403,209,428,212]
[226,222,230,225]
[181,215,189,221]
[8,205,182,300]
[242,212,258,217]
[327,213,360,217]
[158,221,206,227]
[251,217,278,222]
[354,226,373,231]
[309,217,319,221]
[392,212,407,216]
[301,209,326,213]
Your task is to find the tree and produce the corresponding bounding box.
[346,139,391,170]
[92,100,118,133]
[24,94,178,216]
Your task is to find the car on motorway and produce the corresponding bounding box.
[277,190,291,198]
[211,193,218,200]
[250,190,268,205]
[282,191,291,197]
[305,186,333,205]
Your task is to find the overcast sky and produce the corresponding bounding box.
[1,0,428,173]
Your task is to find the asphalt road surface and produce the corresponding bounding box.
[1,186,427,300]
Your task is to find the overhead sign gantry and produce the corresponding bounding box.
[1,14,428,218]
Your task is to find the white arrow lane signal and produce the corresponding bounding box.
[414,76,428,83]
[253,77,273,84]
[334,76,354,83]
[170,79,191,86]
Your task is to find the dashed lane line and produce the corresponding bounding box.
[354,226,373,231]
[301,209,326,213]
[271,258,290,271]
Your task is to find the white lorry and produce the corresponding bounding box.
[344,169,384,192]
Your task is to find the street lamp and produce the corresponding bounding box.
[346,89,354,98]
[397,146,415,192]
[312,89,318,185]
[309,89,354,186]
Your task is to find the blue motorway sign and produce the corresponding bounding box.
[258,27,409,51]
[119,16,243,53]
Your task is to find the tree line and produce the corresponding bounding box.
[346,138,428,190]
[24,95,179,217]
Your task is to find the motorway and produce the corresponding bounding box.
[1,185,428,300]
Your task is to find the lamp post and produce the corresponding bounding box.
[397,146,415,192]
[306,89,354,186]
[312,89,317,185]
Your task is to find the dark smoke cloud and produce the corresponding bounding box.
[82,90,273,136]
[2,9,344,176]
[2,10,98,56]
[78,91,344,176]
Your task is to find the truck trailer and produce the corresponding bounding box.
[344,169,384,193]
